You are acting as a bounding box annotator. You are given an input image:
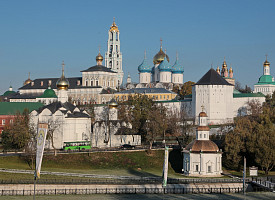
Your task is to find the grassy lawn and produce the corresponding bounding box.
[0,150,186,180]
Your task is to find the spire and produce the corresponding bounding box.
[144,50,147,59]
[113,17,116,25]
[160,38,163,49]
[62,61,65,78]
[176,51,178,61]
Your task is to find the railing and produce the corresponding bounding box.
[251,177,275,192]
[0,178,243,185]
[0,187,244,196]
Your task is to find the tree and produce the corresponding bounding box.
[144,104,167,149]
[127,94,154,142]
[224,99,275,174]
[181,81,195,97]
[1,109,31,150]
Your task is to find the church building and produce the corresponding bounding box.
[19,19,123,105]
[183,110,222,177]
[254,57,275,96]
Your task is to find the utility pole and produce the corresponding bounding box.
[243,156,246,195]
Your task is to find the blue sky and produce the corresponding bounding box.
[0,0,275,93]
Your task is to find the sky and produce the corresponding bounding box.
[0,0,275,93]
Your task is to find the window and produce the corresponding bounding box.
[91,80,93,86]
[195,165,199,172]
[96,80,99,86]
[208,166,211,173]
[204,134,206,138]
[10,119,13,124]
[200,134,202,138]
[2,119,5,125]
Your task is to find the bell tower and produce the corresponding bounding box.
[105,18,123,86]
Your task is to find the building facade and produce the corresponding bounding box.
[183,111,222,177]
[105,18,124,86]
[254,57,275,96]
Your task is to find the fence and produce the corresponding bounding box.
[0,178,244,185]
[0,187,244,196]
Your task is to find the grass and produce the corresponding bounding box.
[0,149,185,180]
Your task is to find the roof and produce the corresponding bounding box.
[171,59,184,73]
[37,88,57,98]
[195,68,232,86]
[233,92,265,98]
[3,90,16,97]
[138,58,151,73]
[116,88,176,94]
[115,127,140,135]
[185,140,219,153]
[36,101,90,118]
[19,77,102,90]
[255,75,275,85]
[81,65,117,73]
[158,57,172,72]
[0,102,44,115]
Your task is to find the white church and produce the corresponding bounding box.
[183,110,222,177]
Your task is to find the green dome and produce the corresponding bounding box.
[38,88,57,98]
[3,90,16,96]
[257,75,275,84]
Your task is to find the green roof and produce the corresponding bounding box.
[0,102,44,115]
[255,75,275,85]
[37,88,57,98]
[233,92,265,98]
[3,90,16,96]
[233,89,241,94]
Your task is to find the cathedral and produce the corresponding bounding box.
[18,19,124,105]
[130,40,184,90]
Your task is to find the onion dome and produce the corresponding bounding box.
[264,58,270,66]
[158,56,172,72]
[24,72,32,85]
[138,51,151,73]
[229,66,233,73]
[109,17,119,32]
[216,66,220,73]
[199,111,207,117]
[38,87,57,98]
[171,57,184,74]
[222,57,227,67]
[96,52,103,61]
[108,98,118,108]
[153,48,169,65]
[56,61,70,90]
[3,86,16,96]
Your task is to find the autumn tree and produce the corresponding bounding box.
[144,104,167,149]
[1,109,32,150]
[224,99,275,174]
[182,81,195,97]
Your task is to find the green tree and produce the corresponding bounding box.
[181,81,195,97]
[1,109,32,150]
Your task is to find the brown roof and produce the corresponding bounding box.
[199,112,207,117]
[197,126,210,131]
[185,140,219,153]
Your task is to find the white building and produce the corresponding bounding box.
[137,42,184,89]
[188,68,266,125]
[254,57,275,96]
[19,20,123,105]
[92,99,141,148]
[105,18,124,86]
[183,111,222,177]
[30,66,91,150]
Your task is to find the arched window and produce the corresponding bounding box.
[85,79,88,86]
[109,61,112,68]
[91,80,93,86]
[96,80,99,86]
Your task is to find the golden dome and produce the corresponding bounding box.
[109,18,119,32]
[216,66,220,73]
[56,61,69,90]
[108,98,118,108]
[229,66,233,73]
[24,72,32,85]
[96,52,103,61]
[264,60,270,66]
[153,48,169,65]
